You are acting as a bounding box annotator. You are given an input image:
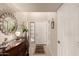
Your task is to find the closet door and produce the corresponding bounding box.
[71,6,79,56]
[57,4,79,56]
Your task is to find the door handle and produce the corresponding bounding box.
[58,40,60,44]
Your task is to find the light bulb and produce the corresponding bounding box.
[15,31,20,36]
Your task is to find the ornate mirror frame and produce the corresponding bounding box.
[0,10,17,35]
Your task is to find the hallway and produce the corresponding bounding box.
[0,3,79,56]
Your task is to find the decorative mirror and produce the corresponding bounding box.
[0,10,17,35]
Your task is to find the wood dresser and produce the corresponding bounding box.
[0,37,29,56]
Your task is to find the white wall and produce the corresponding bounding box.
[57,3,79,56]
[47,12,57,55]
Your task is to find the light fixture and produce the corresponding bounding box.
[15,31,21,37]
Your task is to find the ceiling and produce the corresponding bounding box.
[0,3,62,12]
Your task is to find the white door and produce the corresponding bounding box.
[35,21,48,44]
[57,4,79,56]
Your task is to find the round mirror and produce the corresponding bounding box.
[0,12,17,35]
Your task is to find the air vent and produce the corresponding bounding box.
[35,44,45,54]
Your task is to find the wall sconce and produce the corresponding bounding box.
[51,18,54,29]
[29,22,35,43]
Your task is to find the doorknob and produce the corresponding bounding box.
[58,40,60,44]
